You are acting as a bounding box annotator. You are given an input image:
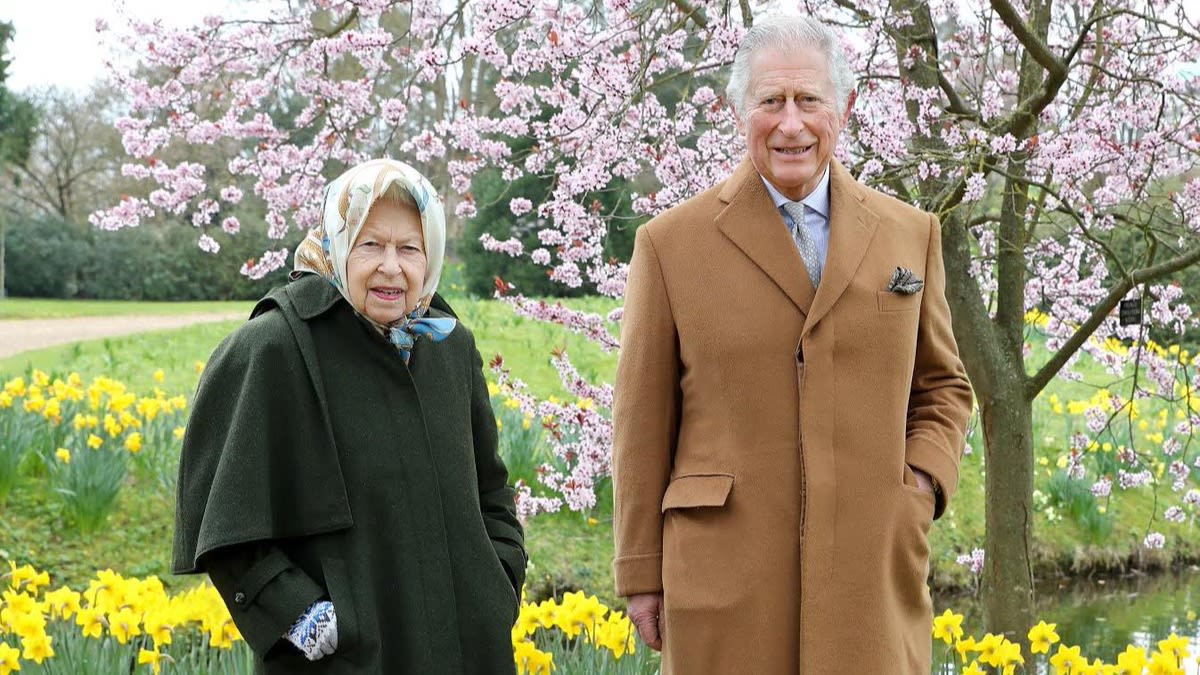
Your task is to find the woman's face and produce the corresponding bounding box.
[346,199,427,325]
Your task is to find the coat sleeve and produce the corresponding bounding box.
[201,543,326,657]
[905,214,974,518]
[611,226,680,597]
[469,338,527,595]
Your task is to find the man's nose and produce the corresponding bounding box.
[778,100,805,134]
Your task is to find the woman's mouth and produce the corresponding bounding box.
[370,287,405,301]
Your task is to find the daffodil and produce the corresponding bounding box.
[1147,650,1181,675]
[1050,644,1085,675]
[1157,634,1190,659]
[138,648,172,674]
[107,607,142,644]
[1028,619,1060,654]
[932,609,965,645]
[955,635,978,663]
[75,607,104,638]
[0,642,19,675]
[20,633,52,664]
[42,587,81,620]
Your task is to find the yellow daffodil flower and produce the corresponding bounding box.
[1050,644,1085,675]
[138,648,172,674]
[1114,645,1148,675]
[20,633,53,664]
[1157,633,1190,659]
[1028,620,1060,654]
[0,642,19,675]
[955,635,978,663]
[75,607,104,639]
[1146,650,1181,675]
[932,609,965,645]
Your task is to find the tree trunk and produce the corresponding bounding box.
[980,379,1036,639]
[0,211,6,299]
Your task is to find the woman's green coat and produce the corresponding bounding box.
[173,274,526,674]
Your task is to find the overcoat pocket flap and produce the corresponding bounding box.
[877,289,922,312]
[660,473,734,512]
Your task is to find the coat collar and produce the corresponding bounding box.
[251,273,343,321]
[715,157,878,333]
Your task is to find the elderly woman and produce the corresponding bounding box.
[173,159,525,674]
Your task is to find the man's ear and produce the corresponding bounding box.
[731,100,745,135]
[841,90,857,125]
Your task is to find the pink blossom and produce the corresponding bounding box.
[198,234,220,254]
[955,548,985,575]
[509,198,533,215]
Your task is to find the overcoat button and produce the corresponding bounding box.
[233,592,246,604]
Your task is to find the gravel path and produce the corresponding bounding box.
[0,311,247,359]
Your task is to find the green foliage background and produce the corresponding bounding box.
[3,213,297,300]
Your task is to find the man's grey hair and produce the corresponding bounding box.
[725,13,856,121]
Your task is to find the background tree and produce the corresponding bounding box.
[96,0,1200,639]
[0,20,38,299]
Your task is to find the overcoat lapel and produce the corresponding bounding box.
[716,158,815,316]
[801,161,879,340]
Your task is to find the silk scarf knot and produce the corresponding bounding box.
[388,316,457,363]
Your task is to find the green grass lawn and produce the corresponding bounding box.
[0,295,618,400]
[0,297,253,320]
[1,295,1196,607]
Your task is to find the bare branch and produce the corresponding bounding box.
[669,0,708,29]
[988,0,1065,78]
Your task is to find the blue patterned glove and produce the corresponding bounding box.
[284,600,338,661]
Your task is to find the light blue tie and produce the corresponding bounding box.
[783,201,821,288]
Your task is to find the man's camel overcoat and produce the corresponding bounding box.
[612,158,974,674]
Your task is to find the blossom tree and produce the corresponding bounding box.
[96,0,1200,638]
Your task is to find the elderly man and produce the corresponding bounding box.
[611,11,974,675]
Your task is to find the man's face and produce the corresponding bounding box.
[738,46,850,201]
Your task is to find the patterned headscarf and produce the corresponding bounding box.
[294,158,455,361]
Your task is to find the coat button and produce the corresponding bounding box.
[233,592,246,605]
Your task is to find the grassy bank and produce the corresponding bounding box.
[0,298,254,320]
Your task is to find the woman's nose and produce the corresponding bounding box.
[378,247,403,274]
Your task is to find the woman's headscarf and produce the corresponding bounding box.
[294,158,455,361]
